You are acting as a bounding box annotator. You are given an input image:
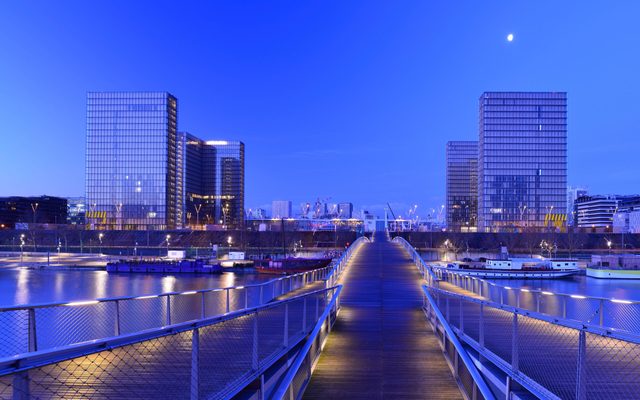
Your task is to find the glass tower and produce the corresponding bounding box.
[478,92,567,232]
[85,92,180,230]
[446,141,478,231]
[213,141,245,228]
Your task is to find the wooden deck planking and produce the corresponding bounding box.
[303,233,463,399]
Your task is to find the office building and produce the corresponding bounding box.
[478,92,567,231]
[446,141,478,231]
[0,196,67,228]
[180,136,245,229]
[86,92,180,230]
[575,195,618,230]
[272,200,292,219]
[66,197,86,225]
[338,202,354,218]
[567,186,588,226]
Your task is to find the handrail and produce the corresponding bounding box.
[323,236,369,288]
[271,285,343,400]
[0,286,340,377]
[428,263,640,304]
[421,285,496,400]
[0,264,333,311]
[428,284,640,344]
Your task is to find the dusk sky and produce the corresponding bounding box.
[1,1,639,217]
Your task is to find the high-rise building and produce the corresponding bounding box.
[446,141,478,231]
[478,92,567,232]
[86,92,179,230]
[180,136,245,229]
[338,202,354,218]
[272,200,292,219]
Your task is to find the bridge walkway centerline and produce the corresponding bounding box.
[303,232,463,399]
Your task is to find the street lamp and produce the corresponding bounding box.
[20,234,25,264]
[98,233,104,254]
[134,241,138,257]
[166,234,171,255]
[606,239,612,254]
[194,204,202,229]
[227,235,233,256]
[31,202,39,224]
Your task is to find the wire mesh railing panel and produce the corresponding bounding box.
[585,332,640,399]
[566,297,600,323]
[0,309,29,357]
[605,302,640,333]
[287,298,306,342]
[198,314,256,399]
[256,306,286,366]
[228,287,248,312]
[170,293,203,324]
[203,290,228,317]
[35,302,117,350]
[516,314,579,400]
[461,300,481,343]
[482,306,513,365]
[5,331,193,400]
[119,296,166,334]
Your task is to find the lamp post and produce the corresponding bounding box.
[519,204,527,230]
[194,204,202,230]
[20,234,25,265]
[166,234,171,256]
[606,239,612,254]
[98,233,104,254]
[134,241,138,257]
[227,235,233,257]
[31,202,39,224]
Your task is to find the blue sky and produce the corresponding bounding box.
[1,1,639,217]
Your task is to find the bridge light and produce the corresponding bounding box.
[136,295,158,300]
[542,291,553,296]
[570,295,586,299]
[611,299,633,304]
[66,300,100,307]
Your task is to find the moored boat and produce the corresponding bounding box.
[255,257,332,275]
[587,254,640,279]
[441,257,580,279]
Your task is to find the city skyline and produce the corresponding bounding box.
[3,2,640,214]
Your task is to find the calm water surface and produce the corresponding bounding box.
[0,269,275,307]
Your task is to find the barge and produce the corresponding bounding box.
[107,259,223,274]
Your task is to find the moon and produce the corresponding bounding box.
[507,33,514,42]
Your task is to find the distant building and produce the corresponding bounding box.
[567,186,588,226]
[478,92,567,232]
[612,196,640,233]
[253,208,267,219]
[446,141,478,231]
[180,135,245,229]
[576,195,618,230]
[338,202,353,218]
[66,197,86,225]
[0,196,67,228]
[272,200,292,219]
[86,92,180,230]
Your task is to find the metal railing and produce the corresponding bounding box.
[0,265,333,359]
[324,235,369,289]
[421,285,496,400]
[430,265,640,336]
[427,285,640,400]
[0,286,342,400]
[273,235,368,399]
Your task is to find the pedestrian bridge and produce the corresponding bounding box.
[1,233,640,399]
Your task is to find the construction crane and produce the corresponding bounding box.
[386,203,397,220]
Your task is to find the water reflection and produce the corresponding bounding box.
[0,270,275,307]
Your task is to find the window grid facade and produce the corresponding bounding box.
[86,92,180,230]
[446,141,478,231]
[478,92,567,232]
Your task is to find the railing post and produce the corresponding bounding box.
[252,312,259,371]
[562,296,567,319]
[201,292,206,319]
[226,288,230,313]
[500,288,504,305]
[245,288,249,309]
[576,330,586,400]
[191,328,200,400]
[12,371,30,400]
[27,308,37,352]
[479,303,485,349]
[315,296,320,321]
[599,299,604,326]
[536,293,540,313]
[446,296,450,320]
[459,297,464,333]
[511,312,519,372]
[284,303,289,348]
[166,295,172,326]
[302,297,307,332]
[114,300,121,336]
[259,285,264,306]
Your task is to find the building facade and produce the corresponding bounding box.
[575,195,618,230]
[338,202,354,218]
[66,197,86,225]
[0,196,67,228]
[86,92,180,230]
[272,200,292,219]
[446,141,478,231]
[478,92,567,232]
[567,186,588,226]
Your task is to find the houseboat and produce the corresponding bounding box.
[587,254,640,279]
[443,257,580,279]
